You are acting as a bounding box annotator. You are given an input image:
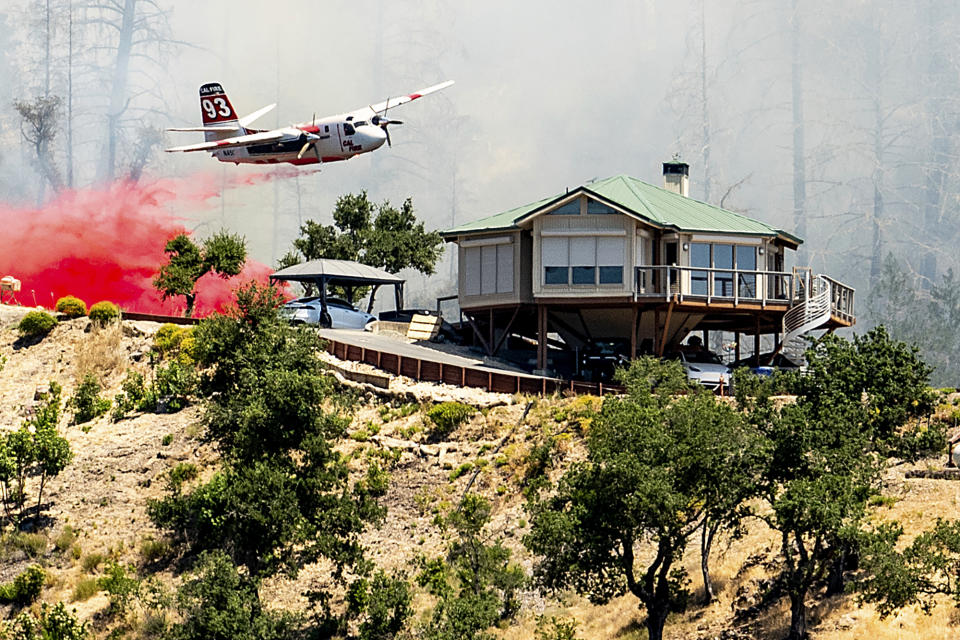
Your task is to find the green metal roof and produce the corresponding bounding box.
[442,174,802,245]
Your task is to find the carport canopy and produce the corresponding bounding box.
[270,258,405,313]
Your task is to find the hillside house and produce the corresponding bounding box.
[441,162,855,374]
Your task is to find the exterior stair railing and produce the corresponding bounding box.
[781,271,834,361]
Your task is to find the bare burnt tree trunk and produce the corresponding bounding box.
[869,84,885,285]
[66,1,74,188]
[920,0,949,286]
[700,0,711,203]
[15,96,64,195]
[791,0,807,264]
[103,0,136,181]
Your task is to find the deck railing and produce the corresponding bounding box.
[635,265,794,306]
[634,265,855,321]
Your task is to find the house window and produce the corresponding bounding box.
[463,242,514,295]
[597,236,624,284]
[543,237,569,284]
[688,242,759,298]
[690,243,710,295]
[586,200,616,214]
[542,236,624,286]
[548,200,581,215]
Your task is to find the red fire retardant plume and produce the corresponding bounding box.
[0,170,303,317]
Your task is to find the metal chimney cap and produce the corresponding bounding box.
[662,160,689,176]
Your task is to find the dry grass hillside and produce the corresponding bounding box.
[0,304,959,639]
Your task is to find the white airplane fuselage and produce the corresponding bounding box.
[212,114,387,165]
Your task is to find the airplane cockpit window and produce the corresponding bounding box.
[354,121,367,127]
[324,125,329,133]
[346,116,354,121]
[343,123,356,136]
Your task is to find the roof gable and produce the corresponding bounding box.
[443,174,801,246]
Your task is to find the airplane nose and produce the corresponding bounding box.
[360,125,387,149]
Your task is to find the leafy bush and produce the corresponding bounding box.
[167,462,199,492]
[55,296,87,318]
[426,402,476,440]
[140,537,172,564]
[88,301,120,325]
[18,310,57,337]
[153,324,196,364]
[111,370,147,422]
[154,360,196,412]
[894,420,949,462]
[1,383,71,524]
[97,562,140,615]
[166,551,299,640]
[2,602,89,640]
[68,374,111,426]
[0,565,45,605]
[417,495,526,639]
[535,616,580,640]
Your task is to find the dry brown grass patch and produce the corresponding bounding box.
[75,322,127,383]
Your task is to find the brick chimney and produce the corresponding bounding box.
[662,159,689,197]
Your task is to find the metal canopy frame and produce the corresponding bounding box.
[270,259,405,321]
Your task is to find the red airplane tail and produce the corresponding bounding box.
[199,82,241,141]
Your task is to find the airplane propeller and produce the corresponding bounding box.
[371,99,403,147]
[297,130,322,161]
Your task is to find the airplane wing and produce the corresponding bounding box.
[165,128,291,153]
[368,80,454,114]
[167,126,240,133]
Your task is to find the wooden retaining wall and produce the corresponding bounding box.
[322,337,620,397]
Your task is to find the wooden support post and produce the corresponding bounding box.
[491,305,521,356]
[658,296,677,357]
[537,305,548,371]
[488,308,495,356]
[630,306,638,359]
[734,331,741,362]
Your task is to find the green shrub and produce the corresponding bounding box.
[55,296,88,318]
[167,462,199,492]
[88,301,120,325]
[140,537,171,564]
[68,374,111,426]
[54,526,78,553]
[18,310,57,337]
[449,462,473,481]
[162,433,174,446]
[154,360,196,412]
[81,552,106,573]
[0,564,46,605]
[111,369,147,422]
[97,561,140,615]
[426,402,476,440]
[895,420,950,462]
[3,602,89,640]
[153,324,195,363]
[71,577,99,602]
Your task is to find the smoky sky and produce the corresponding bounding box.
[2,0,959,311]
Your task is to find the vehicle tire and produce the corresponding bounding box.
[319,310,332,328]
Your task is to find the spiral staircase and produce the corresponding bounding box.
[780,268,837,362]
